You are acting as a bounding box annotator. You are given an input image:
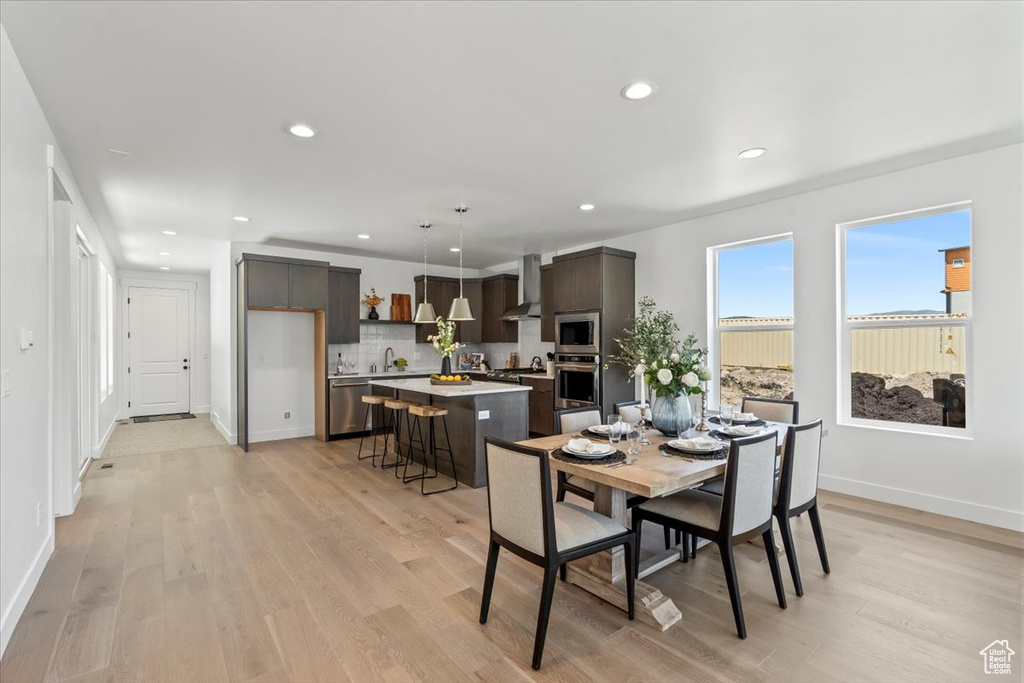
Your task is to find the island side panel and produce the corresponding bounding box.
[431,390,528,488]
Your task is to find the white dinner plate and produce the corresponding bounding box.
[563,442,614,458]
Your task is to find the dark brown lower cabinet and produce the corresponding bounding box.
[524,377,555,436]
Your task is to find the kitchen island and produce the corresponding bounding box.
[369,377,530,487]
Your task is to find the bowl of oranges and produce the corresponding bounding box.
[430,374,472,386]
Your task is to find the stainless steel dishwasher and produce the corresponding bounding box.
[329,378,372,435]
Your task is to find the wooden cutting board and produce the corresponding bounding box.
[390,293,412,321]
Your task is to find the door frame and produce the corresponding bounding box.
[120,277,197,418]
[76,231,95,476]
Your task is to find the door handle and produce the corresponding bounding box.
[183,358,189,362]
[183,365,189,370]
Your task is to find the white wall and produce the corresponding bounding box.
[0,24,118,655]
[247,311,316,442]
[118,269,211,414]
[209,241,234,442]
[574,144,1024,530]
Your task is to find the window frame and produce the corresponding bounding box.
[836,200,973,438]
[707,232,795,410]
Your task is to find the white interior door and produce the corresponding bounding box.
[77,244,91,468]
[128,286,190,416]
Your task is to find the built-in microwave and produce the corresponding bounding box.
[555,312,600,354]
[555,354,600,410]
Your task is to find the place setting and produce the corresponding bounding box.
[659,435,729,460]
[553,437,627,466]
[706,404,771,441]
[577,414,639,441]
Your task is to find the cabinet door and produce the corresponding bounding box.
[540,265,555,342]
[552,259,576,313]
[327,270,360,343]
[501,278,519,343]
[441,280,459,321]
[457,280,483,343]
[246,260,290,308]
[526,381,554,435]
[288,265,327,309]
[573,254,603,311]
[481,279,501,343]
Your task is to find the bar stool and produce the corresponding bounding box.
[357,395,389,466]
[380,399,419,475]
[404,404,458,495]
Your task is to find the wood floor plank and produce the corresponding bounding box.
[3,435,1020,683]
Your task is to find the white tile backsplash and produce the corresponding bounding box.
[326,319,554,375]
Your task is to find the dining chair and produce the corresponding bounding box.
[740,396,799,424]
[554,407,603,503]
[774,419,830,596]
[614,400,651,424]
[480,437,636,670]
[631,431,787,639]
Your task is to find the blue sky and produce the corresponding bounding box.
[717,209,971,319]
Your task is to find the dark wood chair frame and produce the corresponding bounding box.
[480,437,636,670]
[773,420,830,596]
[740,395,800,423]
[631,431,787,639]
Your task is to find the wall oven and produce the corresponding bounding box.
[554,354,600,410]
[555,312,600,354]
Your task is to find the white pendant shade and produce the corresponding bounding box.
[414,302,437,323]
[448,297,473,321]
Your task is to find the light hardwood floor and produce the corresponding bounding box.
[2,436,1021,683]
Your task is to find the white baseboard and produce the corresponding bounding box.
[249,426,315,443]
[0,533,54,657]
[210,411,237,446]
[71,481,82,510]
[93,416,117,458]
[193,405,210,414]
[819,474,1023,531]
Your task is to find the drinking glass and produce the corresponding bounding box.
[627,425,642,456]
[720,404,735,427]
[606,414,622,444]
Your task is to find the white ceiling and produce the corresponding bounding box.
[2,1,1021,272]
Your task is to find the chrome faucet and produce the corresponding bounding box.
[384,347,394,372]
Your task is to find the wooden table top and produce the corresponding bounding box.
[519,424,788,499]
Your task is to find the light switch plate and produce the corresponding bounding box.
[20,329,34,351]
[478,410,490,420]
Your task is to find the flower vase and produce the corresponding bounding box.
[440,356,452,376]
[652,393,693,437]
[367,306,379,320]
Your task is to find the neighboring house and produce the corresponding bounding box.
[979,640,1014,675]
[939,246,971,315]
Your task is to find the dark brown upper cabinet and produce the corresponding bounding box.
[327,267,361,344]
[244,254,329,310]
[540,264,554,342]
[414,276,448,343]
[482,274,518,343]
[550,248,633,314]
[456,279,483,344]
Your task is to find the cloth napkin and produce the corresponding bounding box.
[670,436,720,451]
[591,423,629,435]
[567,438,611,454]
[733,412,757,422]
[723,425,762,436]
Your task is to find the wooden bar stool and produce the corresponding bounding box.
[380,399,419,475]
[357,395,389,466]
[403,404,458,495]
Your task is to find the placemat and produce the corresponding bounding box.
[576,430,640,440]
[659,443,728,460]
[553,448,626,466]
[708,416,767,428]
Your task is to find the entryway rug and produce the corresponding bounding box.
[102,413,226,458]
[131,412,196,424]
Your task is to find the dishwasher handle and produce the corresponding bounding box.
[330,379,370,389]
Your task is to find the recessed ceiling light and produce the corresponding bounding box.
[160,266,171,271]
[738,147,767,159]
[357,234,370,240]
[162,230,177,235]
[288,123,317,138]
[578,203,596,211]
[450,247,461,252]
[159,252,171,256]
[620,82,656,100]
[232,216,250,222]
[107,148,131,156]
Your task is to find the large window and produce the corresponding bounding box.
[712,235,794,408]
[839,203,971,433]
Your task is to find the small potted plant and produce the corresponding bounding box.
[361,288,384,320]
[394,358,408,372]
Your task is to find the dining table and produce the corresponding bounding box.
[517,420,790,632]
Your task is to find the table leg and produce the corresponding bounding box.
[563,482,682,632]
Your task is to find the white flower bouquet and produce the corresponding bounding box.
[427,317,464,358]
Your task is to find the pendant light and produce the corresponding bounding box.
[448,205,475,321]
[413,222,437,323]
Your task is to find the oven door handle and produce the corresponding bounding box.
[556,364,599,372]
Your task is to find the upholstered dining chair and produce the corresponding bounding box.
[480,437,636,670]
[774,419,830,596]
[554,407,603,504]
[631,431,787,639]
[614,400,651,425]
[740,396,799,424]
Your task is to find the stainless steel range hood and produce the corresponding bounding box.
[500,254,542,320]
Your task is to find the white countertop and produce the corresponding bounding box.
[370,377,531,397]
[328,370,439,380]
